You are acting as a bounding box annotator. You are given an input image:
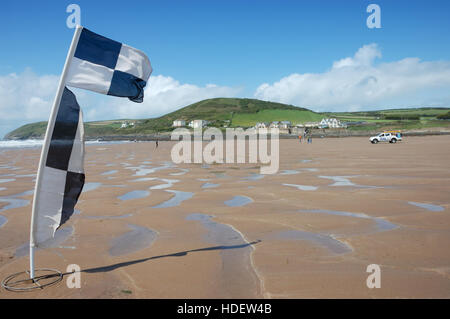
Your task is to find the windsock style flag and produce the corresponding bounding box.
[30,26,151,256]
[66,27,152,102]
[33,87,85,245]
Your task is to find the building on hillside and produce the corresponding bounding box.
[279,121,292,129]
[189,120,208,129]
[319,118,346,128]
[172,120,186,127]
[254,122,269,129]
[120,121,135,128]
[269,121,280,128]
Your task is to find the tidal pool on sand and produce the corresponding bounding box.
[84,213,133,220]
[224,196,253,207]
[297,209,398,232]
[408,201,445,212]
[0,178,15,184]
[15,226,74,257]
[185,213,260,297]
[280,170,300,175]
[0,189,33,213]
[186,213,246,245]
[109,224,157,256]
[242,173,264,181]
[201,183,220,189]
[149,179,179,190]
[0,215,7,228]
[152,190,194,208]
[283,184,318,191]
[318,175,379,189]
[170,168,189,176]
[101,170,118,176]
[275,230,351,255]
[0,198,30,213]
[118,190,150,201]
[83,182,102,192]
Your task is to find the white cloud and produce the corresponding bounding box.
[254,44,450,111]
[88,75,241,120]
[0,71,240,137]
[0,69,59,121]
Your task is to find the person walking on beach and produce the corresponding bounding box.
[298,134,302,143]
[155,139,159,148]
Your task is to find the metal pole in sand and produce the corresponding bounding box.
[29,25,82,279]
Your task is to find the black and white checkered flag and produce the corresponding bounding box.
[33,87,85,245]
[30,26,151,259]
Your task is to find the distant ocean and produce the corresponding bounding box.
[0,139,132,149]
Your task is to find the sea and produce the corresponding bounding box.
[0,139,132,149]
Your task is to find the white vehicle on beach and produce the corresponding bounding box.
[370,131,402,144]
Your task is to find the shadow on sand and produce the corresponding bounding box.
[63,240,262,275]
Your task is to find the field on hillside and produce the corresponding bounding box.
[4,98,450,139]
[326,108,450,131]
[231,109,323,127]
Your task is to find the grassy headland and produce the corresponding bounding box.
[4,98,450,140]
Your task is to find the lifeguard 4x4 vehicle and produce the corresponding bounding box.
[370,131,402,144]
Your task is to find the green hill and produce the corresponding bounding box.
[4,99,449,140]
[136,98,321,132]
[324,107,450,131]
[5,98,322,139]
[6,121,49,140]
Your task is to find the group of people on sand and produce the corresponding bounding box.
[298,129,312,144]
[298,135,312,143]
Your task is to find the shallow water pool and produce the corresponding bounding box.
[408,201,444,212]
[109,224,157,256]
[224,196,253,207]
[118,190,150,201]
[152,190,194,208]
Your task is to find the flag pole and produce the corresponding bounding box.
[29,25,82,280]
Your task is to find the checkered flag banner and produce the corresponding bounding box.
[67,27,152,102]
[33,87,85,245]
[29,26,152,275]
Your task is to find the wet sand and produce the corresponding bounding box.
[0,136,449,298]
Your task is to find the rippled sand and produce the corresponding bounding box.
[0,136,449,298]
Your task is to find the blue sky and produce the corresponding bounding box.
[1,0,450,137]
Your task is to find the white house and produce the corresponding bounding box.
[254,122,269,129]
[319,118,346,128]
[120,121,135,128]
[279,120,292,129]
[269,121,280,128]
[172,120,186,127]
[189,120,208,129]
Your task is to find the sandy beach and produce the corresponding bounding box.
[0,135,449,298]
